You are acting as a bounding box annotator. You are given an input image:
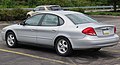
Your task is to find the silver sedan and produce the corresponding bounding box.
[1,11,119,56]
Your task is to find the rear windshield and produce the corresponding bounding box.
[66,13,97,25]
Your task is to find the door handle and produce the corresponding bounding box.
[52,30,56,32]
[31,29,35,31]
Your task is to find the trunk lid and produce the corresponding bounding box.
[77,23,115,37]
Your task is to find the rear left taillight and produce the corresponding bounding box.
[114,26,116,33]
[82,27,96,36]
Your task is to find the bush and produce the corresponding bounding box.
[0,8,28,21]
[68,8,84,13]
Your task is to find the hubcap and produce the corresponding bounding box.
[57,39,68,54]
[7,34,15,46]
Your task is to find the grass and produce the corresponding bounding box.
[85,11,120,16]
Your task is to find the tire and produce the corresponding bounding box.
[55,37,73,56]
[6,32,18,48]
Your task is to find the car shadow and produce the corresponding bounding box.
[14,44,120,64]
[72,50,116,59]
[18,44,117,61]
[18,44,56,54]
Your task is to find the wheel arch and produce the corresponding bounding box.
[26,14,32,18]
[27,11,34,17]
[54,35,73,48]
[5,30,17,40]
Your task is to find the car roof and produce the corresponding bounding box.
[36,11,82,15]
[36,5,60,7]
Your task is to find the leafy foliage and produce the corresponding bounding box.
[0,9,28,21]
[89,0,120,11]
[0,0,111,8]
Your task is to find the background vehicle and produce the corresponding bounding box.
[27,5,63,17]
[1,11,119,56]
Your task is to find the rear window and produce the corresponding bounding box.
[66,13,98,25]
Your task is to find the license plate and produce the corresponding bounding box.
[103,30,110,35]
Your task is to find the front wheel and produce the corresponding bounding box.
[55,37,73,56]
[6,32,18,48]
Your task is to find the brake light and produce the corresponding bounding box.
[114,27,116,33]
[82,27,96,36]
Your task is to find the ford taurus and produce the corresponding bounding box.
[1,11,119,56]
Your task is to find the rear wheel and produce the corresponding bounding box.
[55,37,73,56]
[6,32,18,48]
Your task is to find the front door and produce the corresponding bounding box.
[17,14,43,43]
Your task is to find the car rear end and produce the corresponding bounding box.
[71,23,119,49]
[65,12,119,49]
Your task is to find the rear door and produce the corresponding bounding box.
[36,14,63,45]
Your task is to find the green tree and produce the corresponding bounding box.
[1,0,15,8]
[27,0,38,7]
[107,0,120,12]
[89,0,120,12]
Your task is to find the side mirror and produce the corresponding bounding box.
[20,21,26,25]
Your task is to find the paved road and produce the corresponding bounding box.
[0,16,120,65]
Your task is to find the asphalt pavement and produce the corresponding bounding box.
[0,16,120,65]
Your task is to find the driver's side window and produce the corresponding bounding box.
[25,14,43,26]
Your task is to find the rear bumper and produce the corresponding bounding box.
[70,34,119,49]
